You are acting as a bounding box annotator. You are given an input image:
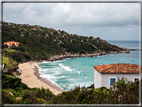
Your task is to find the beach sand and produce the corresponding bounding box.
[18,61,64,95]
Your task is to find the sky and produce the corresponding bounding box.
[2,2,140,41]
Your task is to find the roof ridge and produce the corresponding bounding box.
[102,64,117,73]
[102,63,130,73]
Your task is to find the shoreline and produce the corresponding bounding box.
[46,50,130,61]
[18,61,64,95]
[34,64,65,93]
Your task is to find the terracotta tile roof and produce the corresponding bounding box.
[93,63,141,74]
[4,41,19,47]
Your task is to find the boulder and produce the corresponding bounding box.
[15,97,22,100]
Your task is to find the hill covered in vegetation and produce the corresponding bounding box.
[2,21,129,62]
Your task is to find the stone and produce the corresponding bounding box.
[15,97,22,100]
[9,92,13,96]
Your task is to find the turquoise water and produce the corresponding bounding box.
[38,41,140,90]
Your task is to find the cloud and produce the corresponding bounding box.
[62,3,139,27]
[2,3,140,40]
[3,3,139,26]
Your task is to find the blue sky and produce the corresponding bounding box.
[2,2,140,41]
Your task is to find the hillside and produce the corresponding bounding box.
[2,74,139,104]
[2,22,129,62]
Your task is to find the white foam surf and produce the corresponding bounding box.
[59,63,72,71]
[35,63,41,70]
[77,71,81,75]
[39,73,65,90]
[76,71,85,76]
[41,61,51,63]
[41,60,63,64]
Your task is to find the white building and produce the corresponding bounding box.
[93,63,141,89]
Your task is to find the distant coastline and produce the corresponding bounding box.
[108,40,140,50]
[46,50,130,61]
[107,40,139,42]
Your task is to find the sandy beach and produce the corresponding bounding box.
[18,61,64,95]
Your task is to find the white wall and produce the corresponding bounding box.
[94,69,102,88]
[101,73,140,89]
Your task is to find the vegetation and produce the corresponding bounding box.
[2,22,126,62]
[3,48,17,52]
[50,78,139,104]
[2,74,140,104]
[2,74,29,91]
[3,56,17,69]
[2,22,138,104]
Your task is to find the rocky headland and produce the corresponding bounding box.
[3,21,137,63]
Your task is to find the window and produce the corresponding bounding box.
[109,77,117,86]
[134,77,139,82]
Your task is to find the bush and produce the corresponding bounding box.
[50,78,139,104]
[22,90,39,104]
[30,87,53,100]
[2,74,29,91]
[2,90,14,104]
[2,73,139,104]
[111,78,139,104]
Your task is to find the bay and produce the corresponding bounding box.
[38,41,140,90]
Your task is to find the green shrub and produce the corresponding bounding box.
[22,90,39,104]
[2,74,29,91]
[2,90,14,104]
[30,87,53,100]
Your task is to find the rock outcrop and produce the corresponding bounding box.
[47,50,130,61]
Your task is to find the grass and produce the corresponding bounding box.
[2,48,18,69]
[3,56,17,69]
[4,74,15,78]
[3,48,17,52]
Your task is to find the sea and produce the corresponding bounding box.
[37,41,141,91]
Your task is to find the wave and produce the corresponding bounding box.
[108,54,114,56]
[59,63,72,71]
[41,61,53,63]
[35,63,41,70]
[76,71,85,76]
[63,58,71,61]
[39,67,63,73]
[97,56,103,57]
[77,71,81,75]
[53,60,64,63]
[41,60,63,64]
[39,73,64,90]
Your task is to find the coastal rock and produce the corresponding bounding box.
[101,51,107,55]
[109,51,118,54]
[96,37,100,40]
[129,49,138,51]
[46,49,131,61]
[120,50,130,53]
